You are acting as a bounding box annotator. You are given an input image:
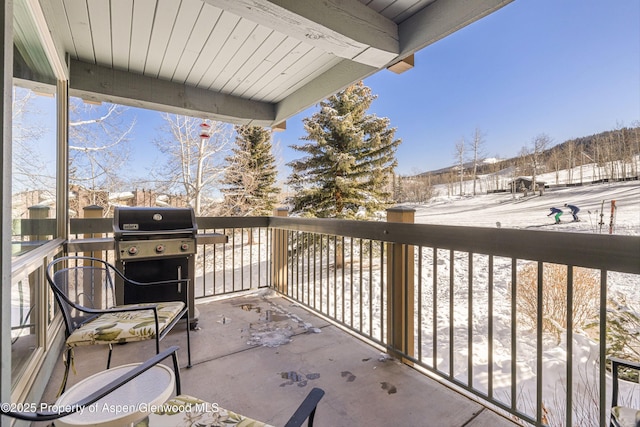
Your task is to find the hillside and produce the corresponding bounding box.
[406,126,640,188]
[408,178,640,236]
[404,177,640,425]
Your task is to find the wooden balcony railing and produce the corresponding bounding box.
[16,210,639,426]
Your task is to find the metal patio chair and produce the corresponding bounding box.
[46,255,191,394]
[610,357,640,427]
[1,347,324,427]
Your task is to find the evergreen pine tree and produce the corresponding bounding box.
[287,82,400,219]
[221,125,280,216]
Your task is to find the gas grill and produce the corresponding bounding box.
[113,206,198,326]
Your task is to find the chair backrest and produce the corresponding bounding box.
[46,256,118,336]
[1,346,181,422]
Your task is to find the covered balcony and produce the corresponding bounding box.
[16,212,640,426]
[3,1,639,427]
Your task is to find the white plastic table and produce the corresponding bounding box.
[54,362,175,427]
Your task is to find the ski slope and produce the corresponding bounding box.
[403,178,639,425]
[411,180,639,236]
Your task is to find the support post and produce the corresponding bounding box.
[83,205,104,307]
[27,204,51,241]
[271,208,289,294]
[386,207,415,363]
[1,0,14,404]
[27,205,51,335]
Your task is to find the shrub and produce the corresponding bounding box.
[515,263,599,341]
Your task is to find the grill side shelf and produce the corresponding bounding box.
[66,237,115,252]
[196,233,228,245]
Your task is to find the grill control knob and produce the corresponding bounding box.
[156,244,165,253]
[181,243,190,251]
[128,246,138,255]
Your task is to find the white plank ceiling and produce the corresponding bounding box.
[35,0,512,127]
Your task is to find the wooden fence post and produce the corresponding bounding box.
[386,207,415,363]
[271,208,289,294]
[82,205,104,307]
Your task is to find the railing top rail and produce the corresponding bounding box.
[68,215,639,274]
[69,216,272,235]
[268,216,640,275]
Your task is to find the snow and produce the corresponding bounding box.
[244,297,323,348]
[399,176,639,425]
[413,181,639,235]
[202,163,640,425]
[411,169,640,236]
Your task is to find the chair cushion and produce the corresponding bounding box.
[137,395,273,427]
[66,302,185,347]
[612,405,640,427]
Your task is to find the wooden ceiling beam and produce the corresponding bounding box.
[203,0,399,67]
[69,59,275,126]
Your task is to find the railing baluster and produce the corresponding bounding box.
[566,265,573,427]
[337,235,340,322]
[307,232,311,306]
[417,246,423,363]
[79,215,635,426]
[511,258,517,413]
[380,241,385,344]
[449,249,454,378]
[599,270,608,427]
[468,253,473,388]
[488,255,494,400]
[359,239,363,333]
[433,247,438,371]
[238,227,243,290]
[231,228,236,292]
[536,261,543,424]
[368,240,373,338]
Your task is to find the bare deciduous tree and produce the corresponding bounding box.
[560,140,577,184]
[470,127,485,196]
[530,133,552,191]
[12,87,52,194]
[152,115,232,215]
[68,100,136,209]
[454,138,466,196]
[547,146,564,185]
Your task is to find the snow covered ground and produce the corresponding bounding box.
[203,169,640,426]
[401,177,639,426]
[412,179,639,236]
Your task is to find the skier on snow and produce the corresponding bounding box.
[565,203,580,222]
[547,207,563,224]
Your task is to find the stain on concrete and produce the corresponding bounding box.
[240,303,262,313]
[341,371,356,382]
[279,370,320,387]
[380,381,397,394]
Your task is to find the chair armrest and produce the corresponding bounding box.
[284,388,325,427]
[70,302,158,316]
[610,357,640,371]
[106,304,159,313]
[609,357,640,409]
[1,346,181,422]
[125,278,190,287]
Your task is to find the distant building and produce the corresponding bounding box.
[66,185,186,217]
[509,177,546,193]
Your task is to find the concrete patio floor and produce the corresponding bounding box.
[39,290,520,426]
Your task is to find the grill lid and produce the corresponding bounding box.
[113,207,197,238]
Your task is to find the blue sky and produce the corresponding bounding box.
[274,0,640,176]
[130,0,640,178]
